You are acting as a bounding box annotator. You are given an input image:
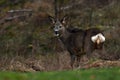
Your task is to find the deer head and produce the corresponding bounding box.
[49,16,68,37]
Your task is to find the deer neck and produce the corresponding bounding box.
[59,28,71,43]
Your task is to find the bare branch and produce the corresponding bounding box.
[8,9,33,13]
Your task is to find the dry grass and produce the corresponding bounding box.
[0,51,71,72]
[0,50,120,72]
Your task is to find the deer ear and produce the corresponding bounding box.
[48,16,55,24]
[61,16,68,24]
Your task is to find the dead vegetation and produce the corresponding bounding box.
[0,51,71,72]
[0,50,120,72]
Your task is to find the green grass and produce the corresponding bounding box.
[0,68,120,80]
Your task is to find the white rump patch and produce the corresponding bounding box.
[91,33,105,43]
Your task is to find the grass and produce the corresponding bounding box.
[0,68,120,80]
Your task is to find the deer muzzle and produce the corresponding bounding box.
[54,31,59,36]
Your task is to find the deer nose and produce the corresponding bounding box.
[54,31,59,36]
[55,31,58,34]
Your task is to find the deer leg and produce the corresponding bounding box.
[76,56,81,67]
[70,55,76,69]
[85,44,94,59]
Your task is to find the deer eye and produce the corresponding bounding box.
[59,26,62,28]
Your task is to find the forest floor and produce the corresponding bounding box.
[0,51,120,72]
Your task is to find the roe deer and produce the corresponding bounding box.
[49,16,105,68]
